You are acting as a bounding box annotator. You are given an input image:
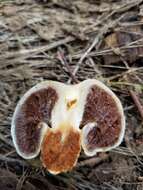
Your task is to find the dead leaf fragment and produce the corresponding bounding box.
[6,15,27,32]
[102,25,143,65]
[2,5,18,16]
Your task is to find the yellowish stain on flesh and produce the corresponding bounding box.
[67,99,77,110]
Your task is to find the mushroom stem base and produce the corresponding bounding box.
[41,128,81,174]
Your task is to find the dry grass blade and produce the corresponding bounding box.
[130,90,143,119]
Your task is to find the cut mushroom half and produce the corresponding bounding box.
[11,79,125,174]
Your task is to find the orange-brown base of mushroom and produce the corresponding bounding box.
[41,128,81,174]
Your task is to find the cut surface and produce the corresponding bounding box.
[41,127,81,174]
[12,86,58,158]
[11,79,125,173]
[81,84,124,155]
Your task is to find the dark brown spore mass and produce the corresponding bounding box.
[15,87,58,155]
[81,85,122,151]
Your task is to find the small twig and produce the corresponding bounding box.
[0,36,74,59]
[0,133,13,147]
[77,153,108,168]
[108,45,130,69]
[57,47,78,84]
[0,154,28,167]
[16,170,29,190]
[130,90,143,119]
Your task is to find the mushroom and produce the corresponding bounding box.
[11,79,125,174]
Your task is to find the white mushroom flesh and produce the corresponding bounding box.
[11,79,125,174]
